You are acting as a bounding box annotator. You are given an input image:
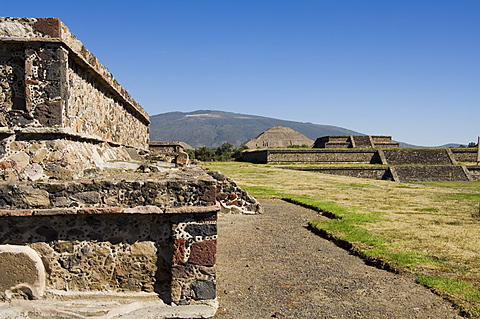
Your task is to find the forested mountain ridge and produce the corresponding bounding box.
[150,110,362,148]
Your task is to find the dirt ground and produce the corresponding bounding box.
[214,199,463,319]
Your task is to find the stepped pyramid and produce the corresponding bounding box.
[242,126,314,148]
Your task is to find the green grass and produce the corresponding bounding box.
[436,192,480,202]
[241,185,285,197]
[417,276,480,317]
[418,180,480,192]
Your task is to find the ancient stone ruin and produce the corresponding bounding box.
[242,135,479,182]
[0,17,150,182]
[148,142,190,167]
[242,126,314,148]
[0,17,260,318]
[313,135,399,149]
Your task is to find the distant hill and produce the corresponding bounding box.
[149,110,363,148]
[438,143,462,148]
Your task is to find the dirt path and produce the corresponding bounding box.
[215,199,462,319]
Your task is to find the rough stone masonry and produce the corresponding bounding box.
[0,17,150,181]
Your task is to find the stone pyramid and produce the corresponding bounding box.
[242,126,314,149]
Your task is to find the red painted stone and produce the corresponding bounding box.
[77,207,122,214]
[172,238,186,265]
[0,209,33,217]
[34,18,62,38]
[188,239,216,267]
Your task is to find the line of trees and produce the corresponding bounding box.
[185,143,248,161]
[459,142,478,148]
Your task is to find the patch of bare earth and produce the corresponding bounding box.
[215,199,462,319]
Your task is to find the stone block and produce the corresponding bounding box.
[185,223,217,237]
[0,245,46,299]
[173,238,186,264]
[188,240,216,266]
[191,280,216,300]
[9,152,29,169]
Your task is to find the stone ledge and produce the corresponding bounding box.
[0,127,113,144]
[0,204,220,217]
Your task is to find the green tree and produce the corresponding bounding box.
[194,147,216,161]
[215,143,234,160]
[232,145,248,160]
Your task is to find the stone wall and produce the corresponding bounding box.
[0,209,217,304]
[382,149,454,165]
[283,166,474,182]
[241,148,480,182]
[466,166,480,181]
[207,170,263,214]
[241,150,268,163]
[66,58,148,148]
[0,17,150,180]
[391,166,470,182]
[0,169,220,305]
[450,148,478,163]
[313,136,398,149]
[282,166,392,180]
[242,149,380,164]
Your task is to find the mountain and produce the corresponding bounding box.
[438,143,462,148]
[149,110,362,148]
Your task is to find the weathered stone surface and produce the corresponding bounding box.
[184,223,217,237]
[44,164,74,180]
[130,241,156,256]
[23,163,44,181]
[175,151,189,167]
[171,280,183,302]
[0,245,46,299]
[18,185,51,208]
[0,160,16,169]
[9,152,29,169]
[191,280,216,300]
[172,264,195,279]
[71,191,101,204]
[173,238,187,264]
[200,187,216,203]
[0,17,150,181]
[189,240,216,266]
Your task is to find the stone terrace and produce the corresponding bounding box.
[242,147,479,182]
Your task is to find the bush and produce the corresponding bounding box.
[189,143,248,161]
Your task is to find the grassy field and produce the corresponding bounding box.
[204,161,480,317]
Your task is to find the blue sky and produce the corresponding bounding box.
[4,1,479,146]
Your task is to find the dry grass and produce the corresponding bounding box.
[205,161,480,317]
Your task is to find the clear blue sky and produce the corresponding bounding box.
[4,1,479,146]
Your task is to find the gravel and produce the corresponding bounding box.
[215,199,463,319]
